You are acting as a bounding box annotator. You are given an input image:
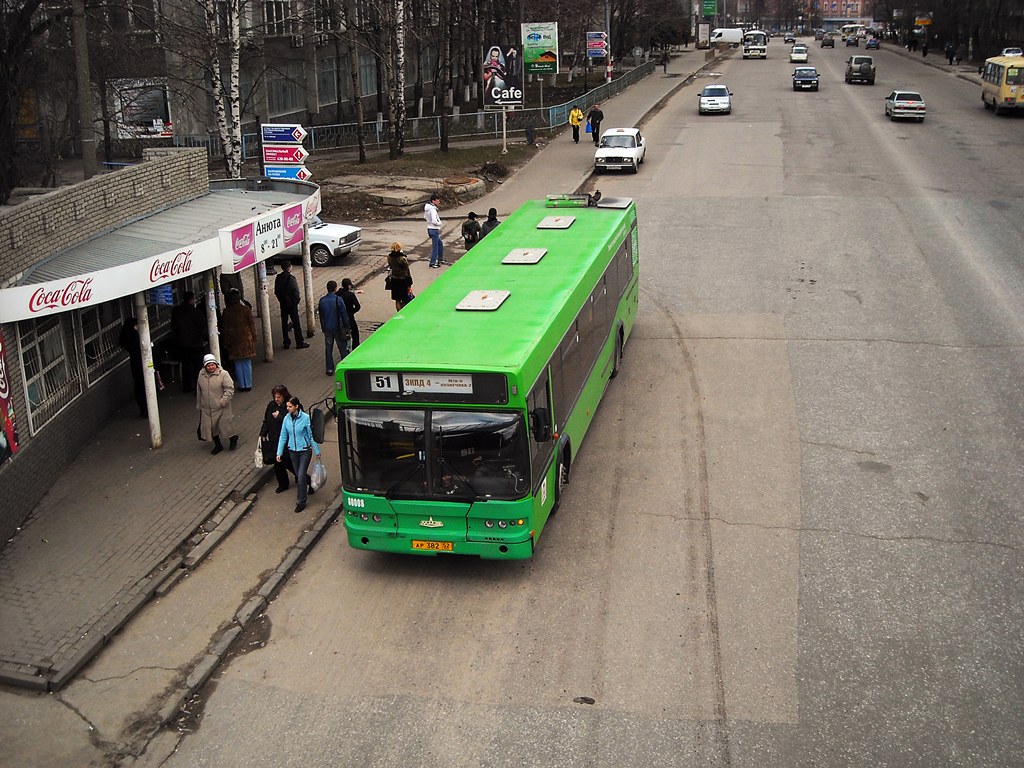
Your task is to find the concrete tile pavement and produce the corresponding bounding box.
[0,48,715,693]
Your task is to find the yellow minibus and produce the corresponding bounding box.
[980,56,1024,114]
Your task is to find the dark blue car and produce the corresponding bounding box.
[792,67,820,91]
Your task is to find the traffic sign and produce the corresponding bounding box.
[261,123,308,144]
[263,144,309,164]
[587,31,607,41]
[264,164,313,182]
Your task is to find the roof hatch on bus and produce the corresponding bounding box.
[502,248,547,264]
[537,215,575,229]
[456,290,511,311]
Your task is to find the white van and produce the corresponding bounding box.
[710,28,744,46]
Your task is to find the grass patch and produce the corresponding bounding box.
[314,143,539,180]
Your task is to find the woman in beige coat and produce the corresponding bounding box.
[196,354,237,454]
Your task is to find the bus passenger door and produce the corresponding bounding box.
[528,372,556,507]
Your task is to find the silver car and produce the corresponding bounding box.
[698,84,733,115]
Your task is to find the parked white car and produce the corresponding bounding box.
[698,84,733,115]
[1001,47,1023,57]
[593,128,647,173]
[278,216,362,267]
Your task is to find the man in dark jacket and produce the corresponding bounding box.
[170,291,207,392]
[339,278,362,349]
[274,262,308,349]
[317,280,351,375]
[480,208,501,238]
[587,104,604,146]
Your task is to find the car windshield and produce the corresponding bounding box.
[339,407,530,501]
[795,69,816,76]
[703,87,729,97]
[793,46,807,51]
[601,135,636,148]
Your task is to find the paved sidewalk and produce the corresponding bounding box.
[0,49,711,691]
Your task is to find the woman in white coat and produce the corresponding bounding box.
[196,354,238,454]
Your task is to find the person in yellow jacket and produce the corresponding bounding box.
[568,105,585,144]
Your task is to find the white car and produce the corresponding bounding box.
[278,215,362,267]
[698,84,732,115]
[1001,47,1023,57]
[884,90,927,122]
[593,127,646,173]
[790,44,809,62]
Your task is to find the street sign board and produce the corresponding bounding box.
[262,144,309,164]
[263,164,313,182]
[261,123,308,144]
[522,22,559,75]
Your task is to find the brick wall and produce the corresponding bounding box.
[0,148,208,286]
[0,148,209,544]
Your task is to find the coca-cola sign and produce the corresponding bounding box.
[0,333,8,401]
[149,249,194,283]
[29,279,94,314]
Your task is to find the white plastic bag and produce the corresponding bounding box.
[254,444,264,471]
[310,456,327,492]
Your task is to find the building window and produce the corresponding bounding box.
[318,56,338,107]
[19,314,84,434]
[82,300,130,384]
[268,61,305,116]
[313,0,339,32]
[263,0,295,36]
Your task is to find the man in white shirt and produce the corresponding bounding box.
[424,193,444,268]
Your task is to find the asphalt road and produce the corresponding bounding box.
[157,46,1024,767]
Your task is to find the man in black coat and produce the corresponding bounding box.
[273,262,309,349]
[171,291,207,392]
[339,278,362,349]
[587,104,604,146]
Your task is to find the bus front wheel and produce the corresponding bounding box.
[551,457,570,515]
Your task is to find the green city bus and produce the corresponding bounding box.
[336,195,640,559]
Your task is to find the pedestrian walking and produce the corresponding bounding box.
[387,242,414,311]
[318,280,352,376]
[922,42,929,57]
[568,105,584,144]
[220,289,257,391]
[425,193,444,268]
[118,317,148,418]
[170,290,207,393]
[587,103,604,146]
[196,354,238,455]
[339,278,362,349]
[260,384,296,493]
[661,51,670,74]
[273,261,309,349]
[461,211,482,249]
[955,44,966,65]
[945,42,954,64]
[481,208,501,238]
[276,396,320,513]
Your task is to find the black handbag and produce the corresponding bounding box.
[384,274,393,290]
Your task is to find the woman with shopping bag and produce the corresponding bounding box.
[276,396,320,513]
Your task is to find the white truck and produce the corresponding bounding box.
[710,28,744,47]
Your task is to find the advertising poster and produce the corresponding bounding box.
[109,79,173,139]
[522,23,559,75]
[482,45,524,109]
[0,330,21,465]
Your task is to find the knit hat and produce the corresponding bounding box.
[203,354,218,366]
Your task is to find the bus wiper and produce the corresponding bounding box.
[385,460,424,498]
[438,455,481,499]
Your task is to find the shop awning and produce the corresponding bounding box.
[0,178,320,323]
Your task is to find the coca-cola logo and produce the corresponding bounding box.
[0,335,8,401]
[233,230,253,255]
[149,249,194,283]
[29,279,94,314]
[284,210,302,233]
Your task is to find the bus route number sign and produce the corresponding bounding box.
[369,372,474,395]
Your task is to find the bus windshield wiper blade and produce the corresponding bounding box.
[385,461,424,498]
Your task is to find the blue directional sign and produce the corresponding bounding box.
[261,123,308,144]
[263,164,313,181]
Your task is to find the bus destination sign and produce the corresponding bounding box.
[371,372,473,395]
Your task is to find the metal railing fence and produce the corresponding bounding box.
[177,61,656,159]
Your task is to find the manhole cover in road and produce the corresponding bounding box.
[444,176,478,185]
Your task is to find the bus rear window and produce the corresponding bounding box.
[1007,67,1023,86]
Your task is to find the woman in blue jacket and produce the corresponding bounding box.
[276,396,320,513]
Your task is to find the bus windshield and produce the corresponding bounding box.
[340,407,530,501]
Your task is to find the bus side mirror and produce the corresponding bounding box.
[531,408,552,442]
